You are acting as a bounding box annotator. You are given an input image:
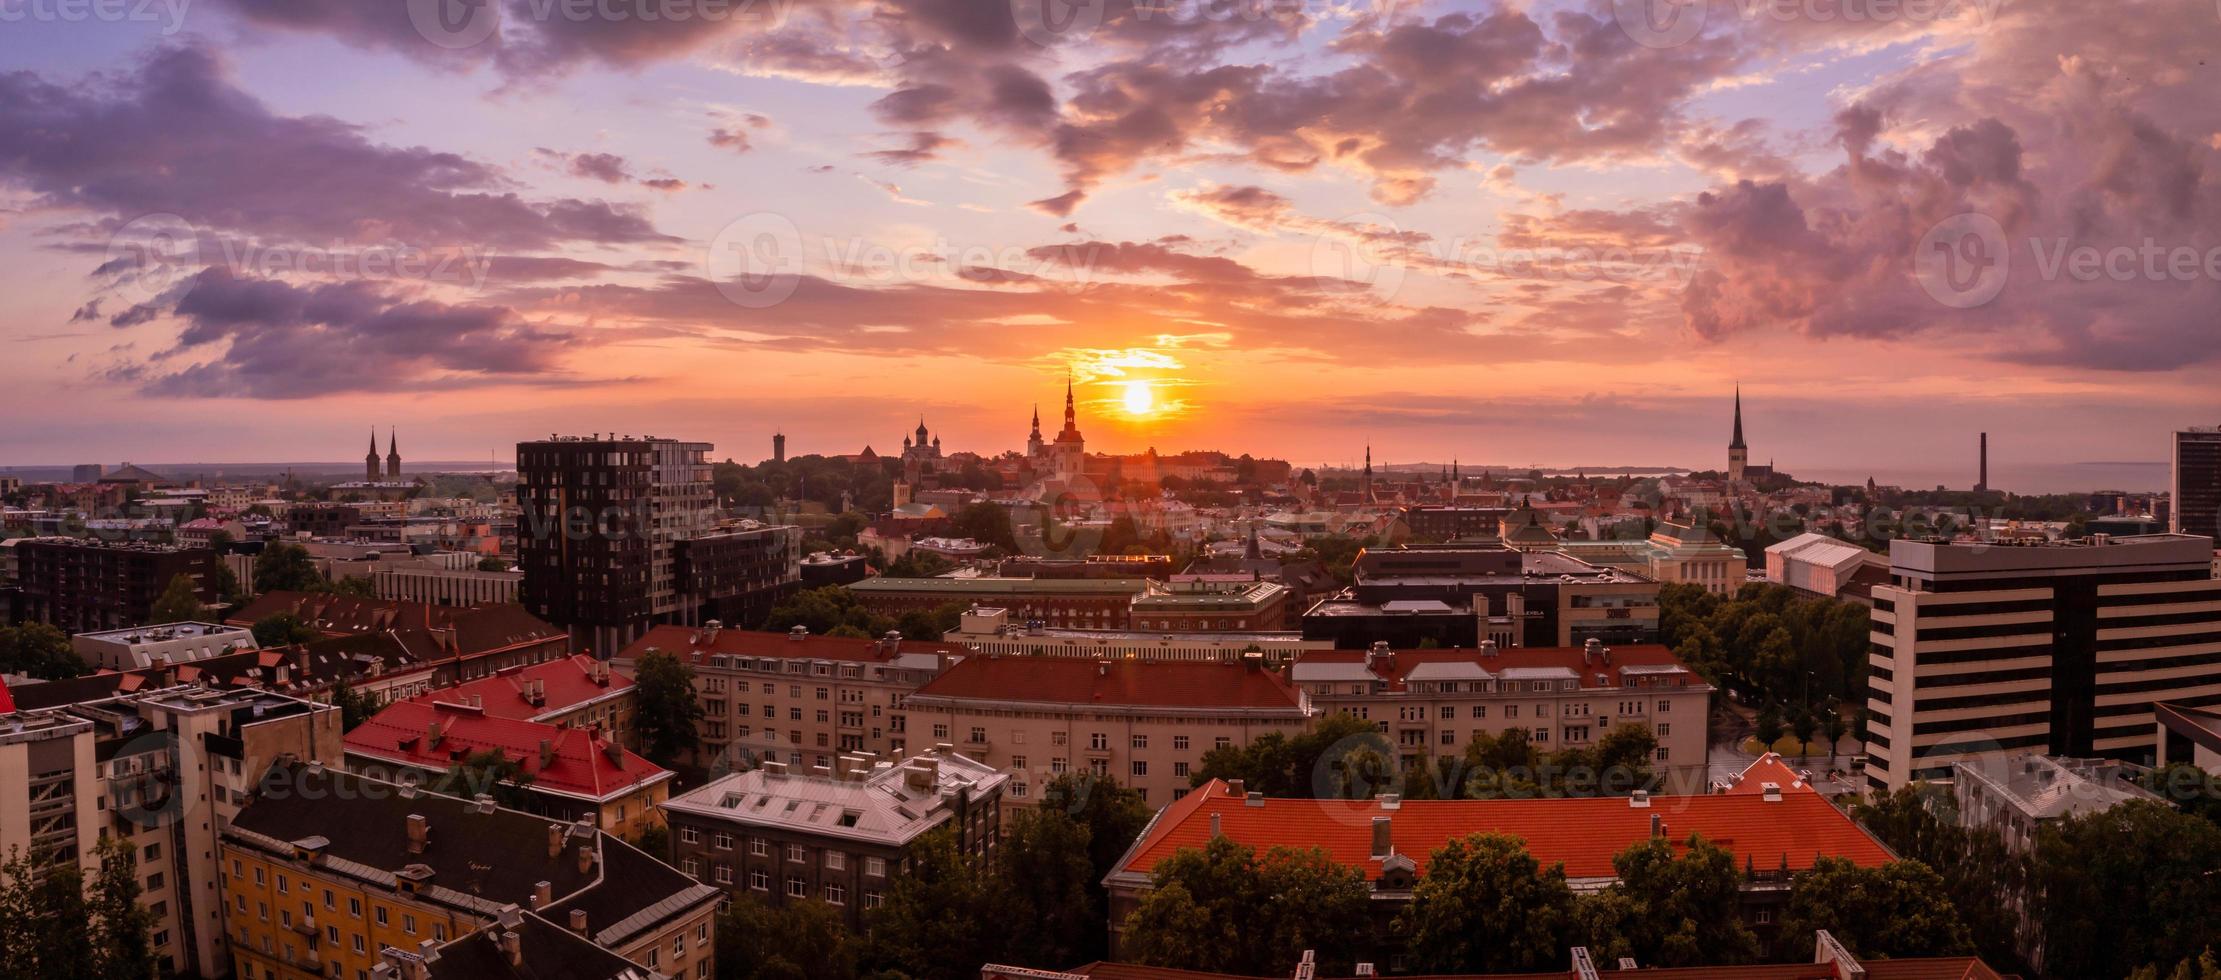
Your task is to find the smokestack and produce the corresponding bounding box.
[1371,816,1392,857]
[406,814,429,855]
[1978,432,1989,492]
[568,909,588,936]
[547,823,564,859]
[499,930,522,967]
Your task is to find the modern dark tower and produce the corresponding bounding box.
[365,429,380,482]
[773,431,786,463]
[1727,387,1748,484]
[385,428,401,479]
[2173,426,2221,539]
[1976,432,1989,493]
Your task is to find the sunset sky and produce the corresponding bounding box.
[2,0,2216,481]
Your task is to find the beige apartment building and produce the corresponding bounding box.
[613,624,963,775]
[898,655,1315,808]
[0,686,341,977]
[1291,639,1715,793]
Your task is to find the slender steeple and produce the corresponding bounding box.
[386,427,401,479]
[1361,444,1373,499]
[1730,385,1746,450]
[366,429,380,482]
[1064,371,1076,428]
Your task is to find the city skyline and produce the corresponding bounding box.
[3,2,2219,470]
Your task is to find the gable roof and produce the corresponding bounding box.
[1114,780,1894,886]
[345,700,669,803]
[403,655,630,724]
[228,591,565,658]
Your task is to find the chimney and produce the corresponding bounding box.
[568,909,588,936]
[576,843,595,875]
[1761,782,1784,802]
[406,814,429,855]
[1245,791,1264,807]
[1370,816,1391,857]
[498,930,522,967]
[1209,812,1222,840]
[532,880,553,909]
[540,739,555,768]
[547,823,565,859]
[427,721,444,750]
[473,793,496,815]
[1629,789,1651,808]
[1226,778,1245,798]
[1649,813,1663,839]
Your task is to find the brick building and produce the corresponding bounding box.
[14,537,219,633]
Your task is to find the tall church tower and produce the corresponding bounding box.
[1361,445,1374,500]
[1052,374,1086,478]
[1027,404,1045,459]
[365,430,381,482]
[386,429,402,479]
[1727,387,1748,484]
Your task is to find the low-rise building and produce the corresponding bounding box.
[1290,639,1713,793]
[222,764,719,980]
[1103,778,1896,962]
[1559,520,1747,596]
[1765,532,1887,605]
[612,624,961,774]
[661,746,1005,928]
[1128,579,1288,632]
[226,591,570,682]
[900,655,1314,808]
[373,564,523,607]
[343,699,673,838]
[946,605,1331,663]
[848,576,1148,630]
[1952,754,2158,854]
[1303,546,1660,651]
[70,620,258,671]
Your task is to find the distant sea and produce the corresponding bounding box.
[1796,461,2171,495]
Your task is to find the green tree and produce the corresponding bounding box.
[250,612,317,648]
[89,836,159,980]
[993,804,1099,968]
[1576,835,1758,968]
[477,556,512,572]
[1120,836,1371,976]
[766,586,892,637]
[253,542,324,593]
[1779,858,1974,961]
[209,559,244,606]
[1849,785,2026,967]
[316,575,377,598]
[1399,832,1575,974]
[631,649,704,767]
[2141,763,2221,828]
[948,502,1020,552]
[2131,949,2221,980]
[716,892,857,980]
[863,829,1007,980]
[0,845,96,979]
[327,678,379,732]
[1753,703,1784,749]
[630,825,671,863]
[148,572,206,623]
[0,623,89,680]
[1789,703,1818,760]
[1192,713,1390,798]
[1038,774,1153,910]
[2033,800,2221,978]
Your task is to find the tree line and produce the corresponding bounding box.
[1192,714,1665,801]
[0,838,161,980]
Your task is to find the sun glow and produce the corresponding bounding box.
[1121,380,1157,416]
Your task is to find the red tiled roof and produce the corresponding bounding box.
[0,676,14,714]
[1724,753,1813,794]
[403,654,629,722]
[227,591,564,658]
[615,624,967,666]
[1048,959,2003,980]
[345,700,667,802]
[1118,780,1893,883]
[911,657,1309,713]
[1294,644,1704,692]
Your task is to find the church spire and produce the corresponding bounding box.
[1730,385,1746,450]
[1064,371,1076,427]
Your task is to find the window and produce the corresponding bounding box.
[1172,735,1188,751]
[1130,734,1148,749]
[786,877,807,898]
[864,890,884,910]
[1010,755,1028,771]
[1441,730,1456,745]
[681,858,700,877]
[714,832,733,850]
[1505,705,1519,719]
[826,851,845,871]
[750,870,769,891]
[374,907,388,927]
[1657,723,1671,737]
[866,857,886,877]
[1089,732,1108,750]
[1051,731,1068,746]
[787,844,805,863]
[750,839,769,857]
[679,827,701,844]
[969,727,987,743]
[348,898,362,918]
[403,914,416,935]
[932,724,951,739]
[1655,747,1670,761]
[1657,699,1672,713]
[716,866,734,885]
[1473,705,1486,719]
[1215,736,1231,749]
[825,883,846,905]
[1131,761,1148,777]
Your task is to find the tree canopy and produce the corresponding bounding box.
[1120,836,1372,977]
[630,649,704,767]
[1398,832,1577,975]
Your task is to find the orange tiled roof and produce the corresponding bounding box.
[345,700,667,802]
[402,654,629,722]
[1118,780,1893,883]
[1724,752,1813,794]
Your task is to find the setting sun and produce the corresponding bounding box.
[1121,380,1156,416]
